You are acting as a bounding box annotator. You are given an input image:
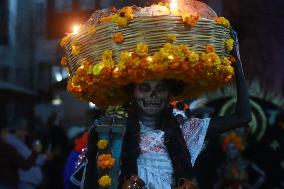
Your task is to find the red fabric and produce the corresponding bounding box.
[74,132,88,152]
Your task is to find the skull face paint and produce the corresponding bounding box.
[226,143,240,159]
[133,80,169,117]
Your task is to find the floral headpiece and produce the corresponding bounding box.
[223,132,245,152]
[60,1,235,107]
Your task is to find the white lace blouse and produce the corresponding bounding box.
[137,118,210,189]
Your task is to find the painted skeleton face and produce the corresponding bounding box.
[133,80,169,117]
[226,143,239,159]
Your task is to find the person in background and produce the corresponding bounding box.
[5,118,53,189]
[0,123,41,189]
[214,132,266,189]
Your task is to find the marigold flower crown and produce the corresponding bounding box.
[60,1,235,107]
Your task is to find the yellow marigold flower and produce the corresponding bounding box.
[225,66,234,75]
[112,32,124,43]
[87,25,97,35]
[120,6,134,20]
[119,51,130,64]
[98,175,112,187]
[225,38,234,51]
[182,13,200,27]
[222,57,232,66]
[60,34,72,48]
[131,56,141,68]
[166,34,176,42]
[112,14,128,27]
[97,139,109,150]
[215,17,231,28]
[71,45,80,56]
[188,52,199,63]
[98,154,115,169]
[102,50,113,60]
[100,15,113,23]
[60,57,68,67]
[152,52,165,64]
[112,6,133,27]
[158,2,170,8]
[200,52,207,61]
[212,53,221,65]
[136,43,148,56]
[207,52,221,65]
[205,44,216,53]
[102,50,114,67]
[92,63,104,76]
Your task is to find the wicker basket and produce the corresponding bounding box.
[64,16,231,76]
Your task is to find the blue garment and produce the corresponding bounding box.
[5,134,46,186]
[64,150,81,189]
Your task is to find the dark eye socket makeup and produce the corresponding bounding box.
[139,83,168,92]
[139,83,151,92]
[156,83,167,92]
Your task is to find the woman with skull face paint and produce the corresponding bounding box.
[117,31,252,189]
[60,2,252,189]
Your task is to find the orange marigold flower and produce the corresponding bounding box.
[112,32,124,43]
[229,55,236,63]
[60,57,68,67]
[98,154,115,169]
[182,13,200,27]
[60,34,72,48]
[205,44,216,53]
[223,132,245,152]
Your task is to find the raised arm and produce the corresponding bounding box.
[208,31,252,137]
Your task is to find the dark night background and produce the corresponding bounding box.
[0,0,283,189]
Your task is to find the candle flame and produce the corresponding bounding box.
[73,25,79,34]
[170,0,178,15]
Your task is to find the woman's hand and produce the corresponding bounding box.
[231,30,241,63]
[231,30,244,75]
[122,175,145,189]
[207,29,251,137]
[32,140,42,153]
[178,178,198,189]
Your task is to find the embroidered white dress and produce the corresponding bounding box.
[137,118,210,189]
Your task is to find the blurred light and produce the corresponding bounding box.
[168,55,174,60]
[147,57,153,62]
[170,0,178,15]
[52,96,62,105]
[73,25,79,34]
[55,72,63,82]
[89,102,97,109]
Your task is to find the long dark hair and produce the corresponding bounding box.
[118,80,194,187]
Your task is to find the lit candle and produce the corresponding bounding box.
[73,25,79,35]
[170,0,178,16]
